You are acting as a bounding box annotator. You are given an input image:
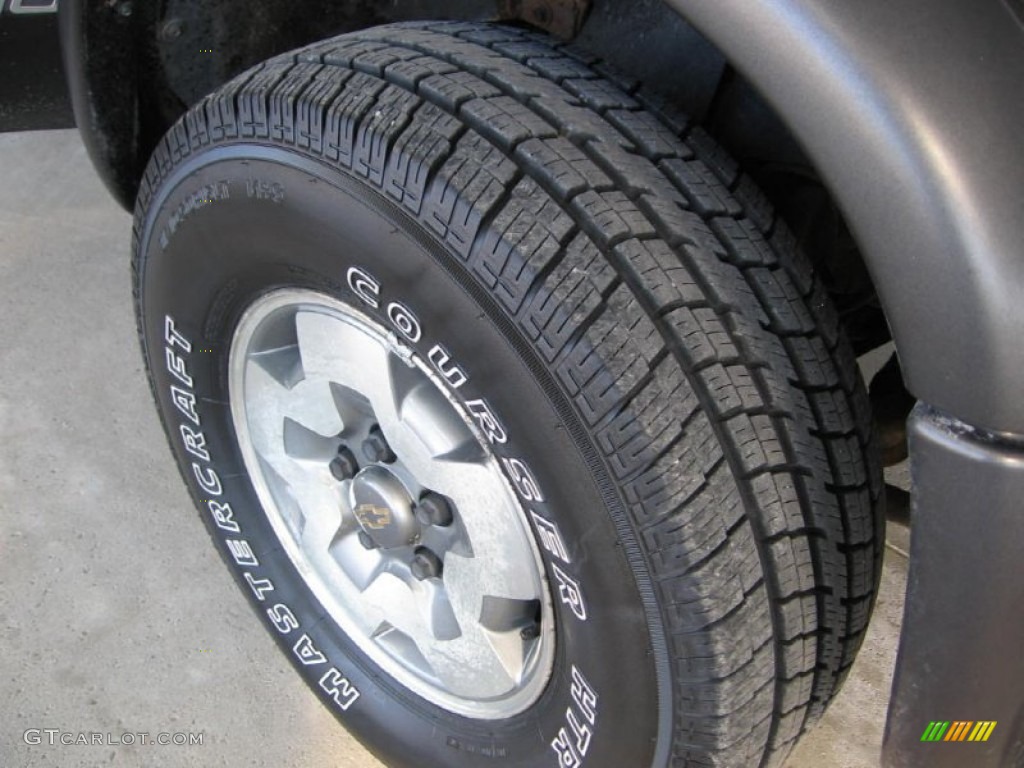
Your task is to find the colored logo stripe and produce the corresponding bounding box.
[944,721,972,741]
[970,722,998,742]
[921,721,996,742]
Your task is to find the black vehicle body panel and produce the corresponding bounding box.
[889,406,1024,768]
[52,0,1024,765]
[0,2,73,132]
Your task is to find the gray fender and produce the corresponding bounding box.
[663,0,1024,435]
[658,1,1024,765]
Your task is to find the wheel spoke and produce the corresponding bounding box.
[329,534,388,592]
[282,379,344,439]
[414,627,518,700]
[243,359,344,542]
[244,361,329,474]
[295,309,400,414]
[295,486,344,553]
[429,462,536,588]
[244,361,311,491]
[282,417,337,463]
[480,626,534,687]
[328,382,372,439]
[478,596,541,684]
[397,380,485,463]
[443,546,538,629]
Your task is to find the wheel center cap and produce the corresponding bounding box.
[349,465,418,549]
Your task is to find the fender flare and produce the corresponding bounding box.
[58,0,141,210]
[662,0,1024,434]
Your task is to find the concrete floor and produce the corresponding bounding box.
[0,130,909,767]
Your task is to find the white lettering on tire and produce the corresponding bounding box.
[347,267,381,309]
[502,457,544,502]
[192,463,222,495]
[552,665,599,767]
[530,512,571,564]
[245,572,275,601]
[428,343,468,389]
[552,564,588,622]
[465,398,508,444]
[386,301,422,342]
[165,347,193,387]
[171,386,200,426]
[179,424,210,462]
[165,315,192,353]
[207,500,240,533]
[162,314,361,712]
[294,634,328,666]
[226,539,259,567]
[320,669,361,711]
[267,603,299,634]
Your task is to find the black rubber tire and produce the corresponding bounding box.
[133,21,884,768]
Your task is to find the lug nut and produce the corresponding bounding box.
[410,547,443,581]
[329,446,359,481]
[415,492,453,527]
[357,531,378,550]
[362,426,396,464]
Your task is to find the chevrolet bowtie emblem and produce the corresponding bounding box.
[355,503,392,530]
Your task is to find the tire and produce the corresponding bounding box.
[133,21,883,768]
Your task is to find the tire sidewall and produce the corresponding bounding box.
[137,147,664,767]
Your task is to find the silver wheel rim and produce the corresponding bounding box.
[228,288,555,719]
